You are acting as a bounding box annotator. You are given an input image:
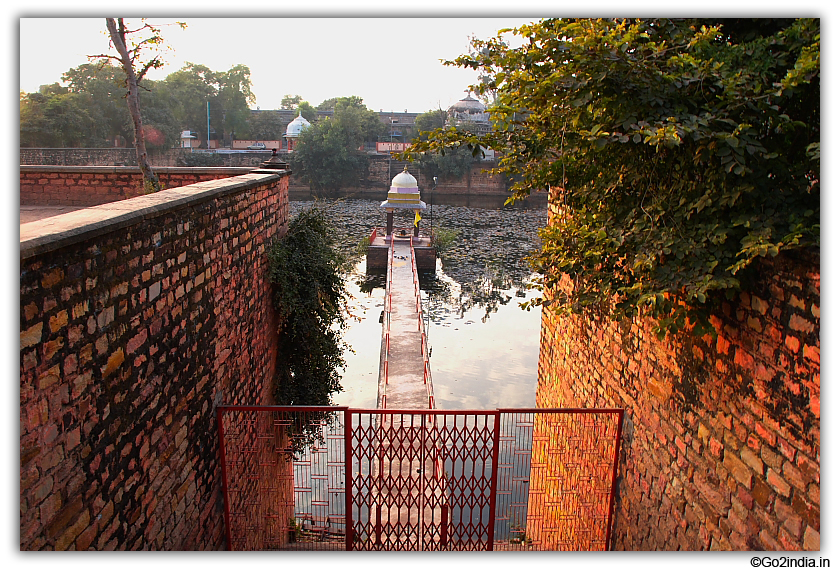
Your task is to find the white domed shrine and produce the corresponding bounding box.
[283,112,311,150]
[366,166,436,271]
[380,166,427,237]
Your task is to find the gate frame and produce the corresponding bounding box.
[217,405,625,551]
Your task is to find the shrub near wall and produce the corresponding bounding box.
[20,170,289,550]
[536,207,820,551]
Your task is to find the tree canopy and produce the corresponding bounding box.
[290,97,386,193]
[280,94,303,109]
[406,18,820,335]
[21,58,256,150]
[413,108,448,140]
[409,108,483,181]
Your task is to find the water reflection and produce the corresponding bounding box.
[288,197,547,411]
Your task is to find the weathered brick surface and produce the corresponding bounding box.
[20,166,255,207]
[536,201,819,551]
[20,170,289,550]
[19,148,269,168]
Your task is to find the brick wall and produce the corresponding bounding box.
[21,152,509,197]
[20,166,255,207]
[19,148,271,168]
[20,170,290,550]
[536,202,820,551]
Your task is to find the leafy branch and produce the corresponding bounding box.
[407,18,819,335]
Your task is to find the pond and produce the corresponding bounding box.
[289,194,548,411]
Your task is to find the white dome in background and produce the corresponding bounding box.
[448,94,486,114]
[285,112,311,138]
[447,93,491,130]
[391,167,418,189]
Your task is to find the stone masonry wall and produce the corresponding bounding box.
[365,156,509,195]
[20,166,255,207]
[20,170,290,550]
[286,155,509,196]
[536,201,820,551]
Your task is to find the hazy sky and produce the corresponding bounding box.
[19,17,536,113]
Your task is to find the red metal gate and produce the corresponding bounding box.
[347,410,499,550]
[217,406,623,551]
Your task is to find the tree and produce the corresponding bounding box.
[20,91,50,147]
[93,18,185,193]
[157,63,216,141]
[281,94,303,109]
[158,62,254,146]
[19,57,256,151]
[62,62,133,145]
[296,101,317,123]
[20,88,103,148]
[246,110,287,141]
[411,108,479,180]
[290,116,368,193]
[216,64,256,143]
[407,18,819,335]
[333,97,386,142]
[317,96,353,111]
[290,97,385,193]
[416,143,477,181]
[139,85,181,149]
[413,108,449,140]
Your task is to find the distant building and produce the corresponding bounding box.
[447,93,491,135]
[245,95,493,153]
[180,130,199,149]
[377,111,421,142]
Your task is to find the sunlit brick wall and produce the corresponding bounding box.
[20,171,289,550]
[535,198,820,551]
[20,166,255,207]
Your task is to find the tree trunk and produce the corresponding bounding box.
[106,18,162,193]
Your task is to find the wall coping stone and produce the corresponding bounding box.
[20,170,288,260]
[19,165,255,175]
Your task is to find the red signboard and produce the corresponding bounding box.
[377,142,412,153]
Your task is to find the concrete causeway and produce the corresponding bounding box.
[368,235,446,550]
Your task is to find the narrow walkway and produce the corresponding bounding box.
[370,235,443,549]
[376,236,434,410]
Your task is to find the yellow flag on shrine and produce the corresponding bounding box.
[414,211,421,227]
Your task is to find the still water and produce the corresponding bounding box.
[289,194,548,411]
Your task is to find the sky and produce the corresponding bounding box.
[19,17,536,114]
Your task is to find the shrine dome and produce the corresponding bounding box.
[285,112,311,138]
[391,167,418,189]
